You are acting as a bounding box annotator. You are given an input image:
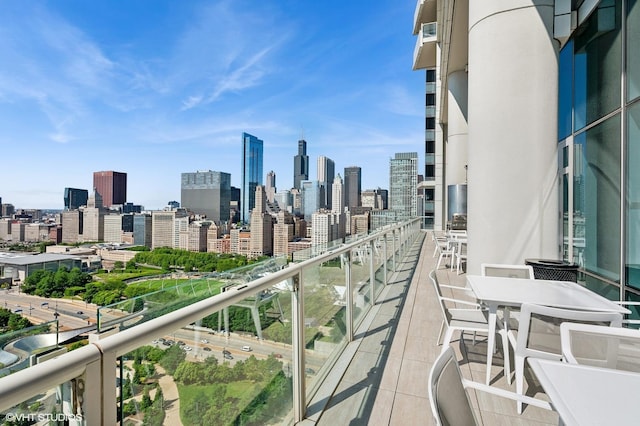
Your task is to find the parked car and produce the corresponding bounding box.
[273,353,283,359]
[201,339,208,344]
[224,353,233,360]
[203,347,212,352]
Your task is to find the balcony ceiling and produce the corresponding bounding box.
[413,0,437,35]
[413,36,437,71]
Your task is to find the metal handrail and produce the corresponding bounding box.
[0,218,421,420]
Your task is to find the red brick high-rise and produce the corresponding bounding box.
[93,171,127,208]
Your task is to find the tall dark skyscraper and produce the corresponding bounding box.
[317,155,335,209]
[344,166,362,211]
[241,132,264,223]
[93,171,127,208]
[181,170,231,224]
[63,188,89,210]
[293,139,309,190]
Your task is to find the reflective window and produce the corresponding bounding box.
[573,1,622,131]
[574,114,621,281]
[629,0,640,101]
[558,41,573,140]
[627,102,640,289]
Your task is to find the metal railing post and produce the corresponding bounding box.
[291,273,306,422]
[344,252,353,342]
[383,234,388,286]
[370,240,376,304]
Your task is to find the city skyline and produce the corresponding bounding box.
[0,0,423,210]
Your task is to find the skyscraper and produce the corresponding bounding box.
[265,170,276,203]
[93,171,127,208]
[389,152,418,219]
[241,132,264,223]
[317,156,335,209]
[293,139,309,190]
[343,166,362,211]
[181,170,231,224]
[331,174,344,214]
[64,188,89,210]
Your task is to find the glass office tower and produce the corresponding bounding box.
[241,132,264,223]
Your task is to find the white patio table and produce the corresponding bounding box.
[466,275,630,385]
[529,358,640,425]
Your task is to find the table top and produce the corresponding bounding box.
[529,358,640,426]
[466,275,629,313]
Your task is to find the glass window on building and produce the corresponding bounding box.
[574,114,621,282]
[426,69,436,83]
[629,0,640,101]
[558,40,573,141]
[627,102,640,289]
[425,164,435,180]
[573,0,622,131]
[425,117,435,130]
[426,93,436,106]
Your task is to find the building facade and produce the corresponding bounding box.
[293,139,309,190]
[93,171,127,208]
[180,170,231,224]
[241,133,264,224]
[343,166,362,211]
[412,0,640,301]
[389,152,418,220]
[64,188,88,211]
[133,214,152,248]
[317,155,335,209]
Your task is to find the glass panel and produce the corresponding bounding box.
[574,114,621,282]
[0,321,59,376]
[301,257,347,394]
[573,0,622,131]
[562,173,570,263]
[628,0,640,101]
[118,285,294,424]
[627,102,640,290]
[558,40,573,140]
[2,376,84,424]
[351,243,372,328]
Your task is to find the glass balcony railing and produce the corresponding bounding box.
[0,219,421,425]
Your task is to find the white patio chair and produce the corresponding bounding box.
[430,270,508,357]
[453,239,467,275]
[431,229,449,258]
[560,322,640,373]
[428,346,551,426]
[507,303,623,414]
[435,239,456,270]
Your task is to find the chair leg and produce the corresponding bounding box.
[441,327,455,353]
[499,328,511,384]
[437,321,445,345]
[515,355,526,414]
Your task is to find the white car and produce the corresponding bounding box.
[201,339,208,344]
[183,346,192,351]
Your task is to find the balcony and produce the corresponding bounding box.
[413,0,437,35]
[413,22,437,71]
[1,222,602,425]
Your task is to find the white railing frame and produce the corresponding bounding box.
[0,219,421,424]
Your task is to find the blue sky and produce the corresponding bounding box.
[0,0,424,210]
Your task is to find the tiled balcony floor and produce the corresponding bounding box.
[304,231,560,425]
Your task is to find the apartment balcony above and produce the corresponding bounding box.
[413,0,437,35]
[413,22,437,71]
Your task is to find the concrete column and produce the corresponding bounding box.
[467,1,560,273]
[447,70,469,186]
